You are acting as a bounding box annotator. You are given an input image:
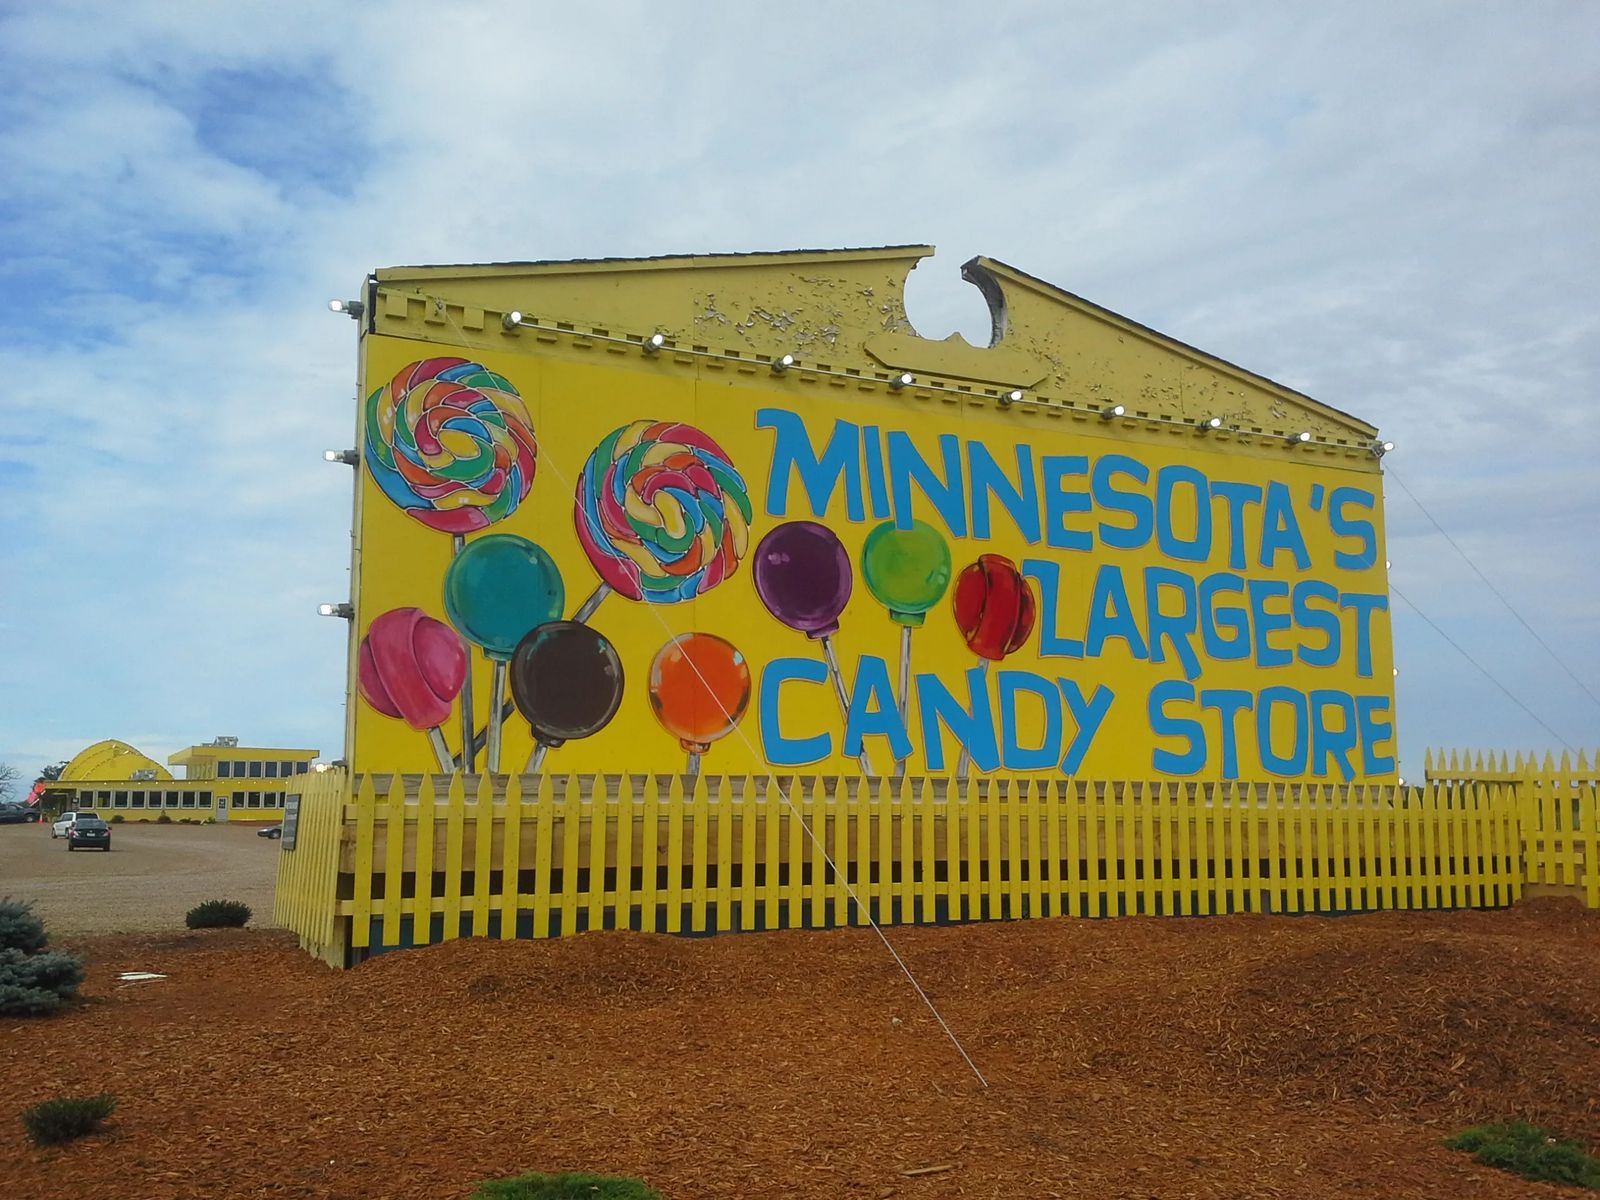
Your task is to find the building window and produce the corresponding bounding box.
[197,792,212,808]
[234,760,247,776]
[131,792,146,808]
[97,790,111,807]
[181,792,196,808]
[218,761,231,778]
[295,761,309,774]
[79,790,92,806]
[264,761,278,778]
[280,761,294,777]
[248,761,262,778]
[114,791,129,808]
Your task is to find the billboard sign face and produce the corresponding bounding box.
[346,255,1395,782]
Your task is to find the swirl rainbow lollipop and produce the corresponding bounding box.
[364,357,537,535]
[364,356,538,769]
[572,420,752,621]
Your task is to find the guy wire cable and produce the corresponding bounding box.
[1390,582,1574,751]
[1386,465,1600,713]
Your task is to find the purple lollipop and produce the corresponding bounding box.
[753,521,872,774]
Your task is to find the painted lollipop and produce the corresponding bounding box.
[753,520,873,775]
[358,607,468,772]
[510,621,625,773]
[364,358,537,535]
[951,554,1038,778]
[573,420,751,621]
[365,356,538,767]
[862,519,952,769]
[648,634,752,774]
[443,534,565,774]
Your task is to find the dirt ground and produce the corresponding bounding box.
[2,900,1598,1200]
[0,822,280,935]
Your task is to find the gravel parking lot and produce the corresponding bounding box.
[0,821,280,935]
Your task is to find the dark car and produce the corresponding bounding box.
[257,824,284,839]
[66,815,111,851]
[0,804,42,824]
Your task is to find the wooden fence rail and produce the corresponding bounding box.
[273,768,1596,967]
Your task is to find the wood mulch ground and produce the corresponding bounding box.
[3,900,1598,1199]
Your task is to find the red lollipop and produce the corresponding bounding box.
[358,607,469,771]
[952,554,1036,660]
[950,555,1036,779]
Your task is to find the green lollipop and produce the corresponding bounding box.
[863,519,952,625]
[861,520,951,771]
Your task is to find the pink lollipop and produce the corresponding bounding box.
[358,607,468,771]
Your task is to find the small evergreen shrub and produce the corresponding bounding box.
[110,814,124,823]
[1446,1122,1600,1189]
[470,1174,662,1200]
[156,812,172,824]
[21,1095,116,1145]
[0,900,84,1016]
[0,898,49,954]
[185,900,251,929]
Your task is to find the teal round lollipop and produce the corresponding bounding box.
[443,533,566,660]
[861,519,951,627]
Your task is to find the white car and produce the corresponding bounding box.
[50,811,88,838]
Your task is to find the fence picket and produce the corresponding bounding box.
[471,776,494,938]
[585,783,607,934]
[614,777,634,933]
[665,775,685,934]
[691,774,711,934]
[528,775,552,938]
[715,778,734,932]
[381,774,405,948]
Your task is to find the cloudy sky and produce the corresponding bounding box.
[1,1,1595,785]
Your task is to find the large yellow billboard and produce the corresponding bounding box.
[345,251,1395,782]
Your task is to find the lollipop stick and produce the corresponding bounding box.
[894,624,913,779]
[457,698,515,768]
[526,742,550,775]
[573,583,612,625]
[426,727,455,773]
[820,635,875,777]
[486,659,507,774]
[452,534,478,773]
[955,658,991,781]
[685,749,703,776]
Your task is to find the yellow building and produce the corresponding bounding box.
[47,737,322,823]
[338,246,1396,783]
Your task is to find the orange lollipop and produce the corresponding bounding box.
[648,633,752,772]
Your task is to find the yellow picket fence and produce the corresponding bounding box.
[275,771,1545,966]
[1427,748,1599,905]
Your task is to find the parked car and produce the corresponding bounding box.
[257,824,284,839]
[0,803,41,824]
[51,811,91,838]
[66,815,111,852]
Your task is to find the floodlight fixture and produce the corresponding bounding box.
[1201,415,1225,430]
[502,311,524,331]
[889,372,915,391]
[318,602,355,619]
[1288,430,1313,444]
[642,332,666,354]
[1002,389,1025,407]
[771,354,795,375]
[323,449,358,466]
[1100,404,1126,420]
[1372,438,1395,458]
[328,299,363,320]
